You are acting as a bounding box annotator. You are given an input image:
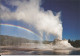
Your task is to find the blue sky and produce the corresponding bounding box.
[0,0,80,41]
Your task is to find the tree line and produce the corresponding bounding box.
[68,39,80,48]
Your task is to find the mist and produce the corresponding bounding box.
[0,0,63,40]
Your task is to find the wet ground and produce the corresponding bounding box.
[0,47,80,55]
[0,49,80,55]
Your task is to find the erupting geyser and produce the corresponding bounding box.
[0,0,73,49]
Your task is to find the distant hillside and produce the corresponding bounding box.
[0,35,39,46]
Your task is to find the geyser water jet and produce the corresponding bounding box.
[0,0,63,41]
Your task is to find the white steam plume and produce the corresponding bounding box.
[0,0,63,40]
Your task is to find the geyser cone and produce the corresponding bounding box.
[52,39,73,49]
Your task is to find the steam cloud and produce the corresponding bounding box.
[0,0,63,40]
